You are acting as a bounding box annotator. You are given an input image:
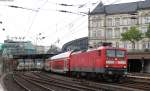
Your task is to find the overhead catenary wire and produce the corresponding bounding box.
[25,0,48,40]
[54,0,124,46]
[50,0,101,45]
[59,24,88,46]
[59,17,88,41]
[45,15,86,39]
[22,0,95,43]
[52,16,88,46]
[2,0,124,46]
[49,0,89,45]
[52,0,101,44]
[8,5,39,12]
[5,0,98,36]
[47,0,92,8]
[61,16,87,37]
[2,0,49,42]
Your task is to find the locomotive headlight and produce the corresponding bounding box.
[106,65,109,68]
[123,66,127,68]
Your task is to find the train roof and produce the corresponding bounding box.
[51,51,72,60]
[87,46,126,52]
[71,46,126,55]
[49,47,127,60]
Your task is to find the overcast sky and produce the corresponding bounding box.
[0,0,144,47]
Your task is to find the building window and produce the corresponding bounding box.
[142,16,150,24]
[115,18,120,26]
[141,27,147,33]
[90,20,100,28]
[97,29,101,38]
[107,18,113,26]
[122,27,128,33]
[91,21,97,28]
[99,19,104,27]
[106,28,112,39]
[116,42,119,48]
[141,17,145,24]
[90,15,103,28]
[145,16,150,24]
[90,21,93,27]
[141,27,147,37]
[91,29,101,38]
[114,28,120,38]
[97,20,101,27]
[131,17,138,25]
[123,42,128,48]
[122,17,128,25]
[91,30,97,38]
[143,42,150,49]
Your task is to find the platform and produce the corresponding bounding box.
[0,74,7,91]
[0,84,4,91]
[127,72,150,80]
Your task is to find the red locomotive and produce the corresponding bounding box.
[46,45,127,81]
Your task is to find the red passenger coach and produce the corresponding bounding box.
[46,46,127,81]
[49,51,72,73]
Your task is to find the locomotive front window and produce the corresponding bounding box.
[106,49,125,57]
[106,50,115,57]
[116,50,125,57]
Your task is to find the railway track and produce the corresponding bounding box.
[23,72,102,91]
[36,72,150,91]
[10,72,150,91]
[12,72,55,91]
[114,79,150,91]
[32,72,140,91]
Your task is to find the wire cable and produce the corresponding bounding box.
[25,0,48,39]
[54,0,123,46]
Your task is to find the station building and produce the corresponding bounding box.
[88,0,150,73]
[2,39,36,58]
[0,39,36,72]
[61,37,88,52]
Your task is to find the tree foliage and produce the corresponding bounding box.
[121,26,143,49]
[145,23,150,38]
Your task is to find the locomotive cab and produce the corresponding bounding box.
[103,48,127,81]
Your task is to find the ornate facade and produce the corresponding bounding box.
[89,0,150,51]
